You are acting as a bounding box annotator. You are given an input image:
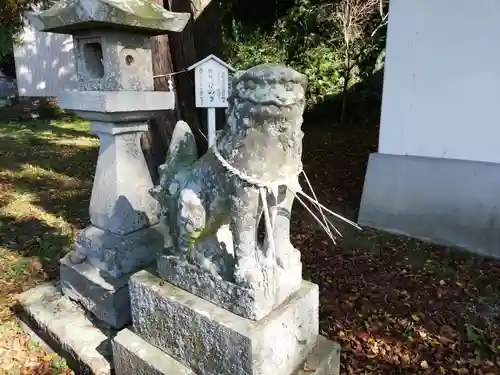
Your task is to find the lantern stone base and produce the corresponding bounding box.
[76,224,168,277]
[16,282,117,375]
[115,269,340,375]
[59,254,134,329]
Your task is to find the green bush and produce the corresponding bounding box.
[221,0,388,119]
[34,98,69,120]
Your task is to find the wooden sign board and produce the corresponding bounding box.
[188,55,236,147]
[188,54,236,108]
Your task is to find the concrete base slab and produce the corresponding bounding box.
[358,152,500,258]
[60,254,132,329]
[16,282,118,375]
[112,329,340,375]
[296,336,341,375]
[129,270,319,375]
[113,328,196,375]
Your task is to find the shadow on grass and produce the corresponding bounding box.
[0,121,97,227]
[0,213,73,279]
[0,119,97,284]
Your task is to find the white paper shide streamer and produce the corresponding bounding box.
[212,143,362,264]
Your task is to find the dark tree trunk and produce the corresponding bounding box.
[191,0,223,59]
[143,0,224,177]
[190,0,226,135]
[141,0,179,183]
[166,0,206,155]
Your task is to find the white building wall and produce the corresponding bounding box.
[379,0,500,164]
[13,21,77,97]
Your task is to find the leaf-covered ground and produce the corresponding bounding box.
[0,117,499,374]
[297,127,500,375]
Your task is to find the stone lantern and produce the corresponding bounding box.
[25,0,190,330]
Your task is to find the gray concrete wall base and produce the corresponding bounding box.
[358,153,500,258]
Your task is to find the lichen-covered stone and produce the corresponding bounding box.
[73,32,154,92]
[113,329,341,375]
[157,252,302,320]
[25,0,190,35]
[150,64,308,320]
[60,253,132,328]
[113,329,197,375]
[17,282,114,375]
[129,270,319,375]
[75,223,169,277]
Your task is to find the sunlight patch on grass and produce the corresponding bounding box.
[49,137,98,147]
[0,164,81,189]
[0,118,92,143]
[0,190,74,236]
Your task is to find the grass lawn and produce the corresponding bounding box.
[0,118,97,374]
[0,118,499,374]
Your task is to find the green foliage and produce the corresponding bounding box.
[224,26,288,69]
[0,0,53,71]
[0,0,32,56]
[296,42,344,107]
[466,324,484,361]
[0,26,14,60]
[35,99,67,120]
[221,0,388,116]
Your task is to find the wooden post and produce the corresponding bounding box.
[207,107,216,147]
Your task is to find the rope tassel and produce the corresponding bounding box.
[211,144,361,251]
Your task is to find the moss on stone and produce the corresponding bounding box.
[27,0,190,35]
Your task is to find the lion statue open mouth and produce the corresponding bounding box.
[150,64,351,319]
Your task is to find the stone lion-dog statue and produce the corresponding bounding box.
[150,64,309,320]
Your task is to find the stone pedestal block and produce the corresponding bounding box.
[157,253,302,320]
[60,253,133,329]
[128,270,319,375]
[113,329,197,375]
[88,120,160,235]
[113,329,340,375]
[76,223,169,277]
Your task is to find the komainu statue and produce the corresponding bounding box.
[151,64,349,320]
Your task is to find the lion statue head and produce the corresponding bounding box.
[216,64,308,185]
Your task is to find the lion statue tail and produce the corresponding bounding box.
[150,121,198,203]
